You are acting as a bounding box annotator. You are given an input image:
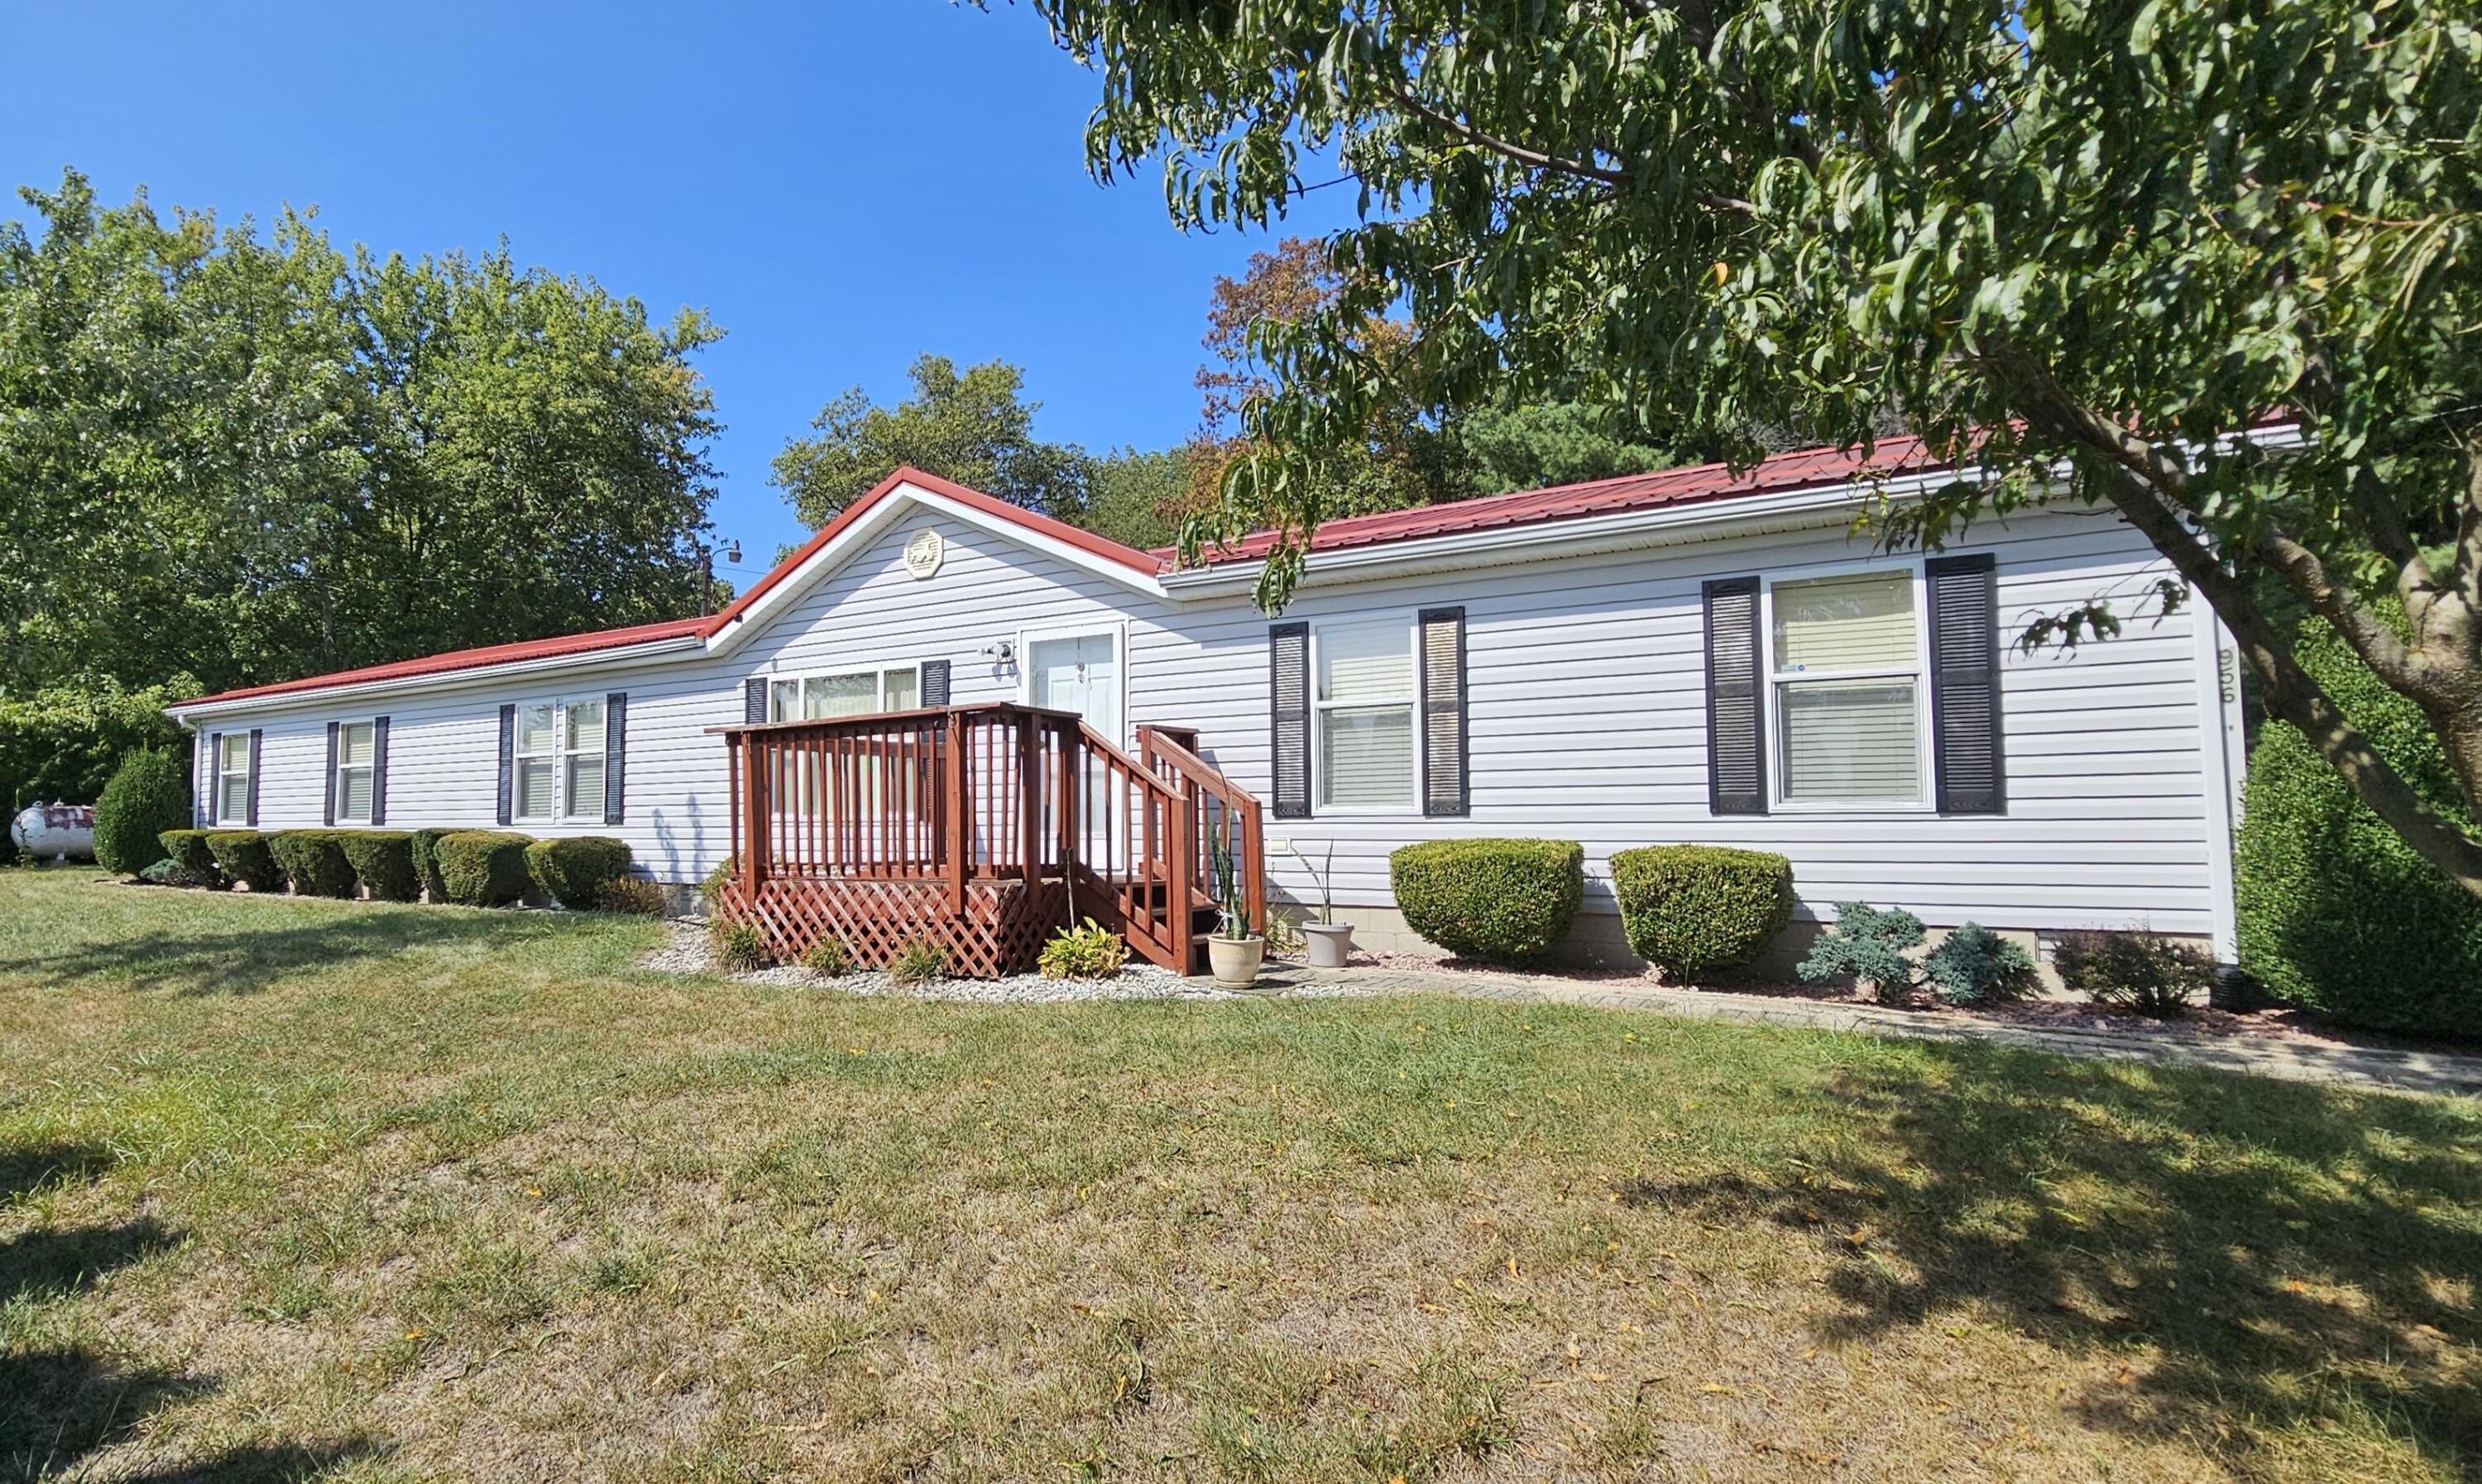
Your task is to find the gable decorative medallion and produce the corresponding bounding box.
[902,529,945,581]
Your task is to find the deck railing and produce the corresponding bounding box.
[718,703,1263,969]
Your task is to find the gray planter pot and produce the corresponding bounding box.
[1302,922,1354,969]
[1206,933,1267,989]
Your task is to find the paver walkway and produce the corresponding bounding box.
[1258,962,2482,1099]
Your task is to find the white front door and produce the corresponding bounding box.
[1026,628,1124,867]
[1026,630,1122,744]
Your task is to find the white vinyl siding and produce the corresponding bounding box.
[217,735,252,823]
[1766,569,1926,805]
[336,721,376,824]
[178,500,2238,950]
[1315,620,1417,810]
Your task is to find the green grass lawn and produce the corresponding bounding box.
[1,871,2476,1483]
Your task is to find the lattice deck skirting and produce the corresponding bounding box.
[716,875,1069,977]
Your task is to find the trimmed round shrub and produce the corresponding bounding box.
[269,830,358,898]
[409,827,455,902]
[93,749,192,875]
[158,828,228,889]
[2236,618,2482,1036]
[434,831,534,907]
[336,831,419,902]
[525,835,635,909]
[1608,845,1793,980]
[1389,838,1584,967]
[205,831,285,893]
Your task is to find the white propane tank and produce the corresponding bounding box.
[9,802,97,862]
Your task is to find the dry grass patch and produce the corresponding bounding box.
[1,870,2477,1482]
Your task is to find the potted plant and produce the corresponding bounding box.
[1204,816,1267,989]
[1290,840,1354,968]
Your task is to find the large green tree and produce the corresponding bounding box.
[0,170,721,696]
[773,354,1091,525]
[1005,1,2482,900]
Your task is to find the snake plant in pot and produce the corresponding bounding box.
[1289,840,1353,968]
[1205,816,1267,989]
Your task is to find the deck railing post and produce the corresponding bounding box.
[744,733,769,894]
[1167,788,1194,972]
[1017,716,1041,888]
[944,711,968,915]
[1241,790,1265,936]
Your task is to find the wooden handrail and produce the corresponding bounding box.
[1137,725,1266,936]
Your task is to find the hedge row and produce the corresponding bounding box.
[133,826,650,912]
[1387,838,1796,977]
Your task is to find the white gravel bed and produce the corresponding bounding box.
[640,918,1365,1003]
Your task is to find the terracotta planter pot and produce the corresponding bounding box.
[1207,933,1267,989]
[1302,922,1354,969]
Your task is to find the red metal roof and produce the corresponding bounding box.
[180,467,1165,708]
[1159,436,1946,566]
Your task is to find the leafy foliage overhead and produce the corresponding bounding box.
[0,170,723,697]
[1006,0,2482,899]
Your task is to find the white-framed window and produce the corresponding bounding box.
[335,721,377,824]
[1764,564,1930,807]
[514,703,557,822]
[562,697,606,821]
[1314,619,1419,811]
[216,734,252,823]
[767,664,921,722]
[514,698,608,822]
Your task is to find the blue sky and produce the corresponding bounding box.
[4,1,1355,588]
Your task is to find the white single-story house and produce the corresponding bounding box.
[166,438,2249,969]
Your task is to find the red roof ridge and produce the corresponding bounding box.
[180,466,1169,709]
[1155,435,1946,567]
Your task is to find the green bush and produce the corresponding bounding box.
[0,675,192,865]
[711,917,771,972]
[409,827,455,902]
[205,831,285,893]
[1389,838,1584,967]
[336,832,419,902]
[1608,845,1793,980]
[1796,902,1926,1001]
[433,831,534,907]
[801,935,854,974]
[2236,618,2482,1036]
[157,828,228,889]
[700,855,738,912]
[599,876,670,917]
[890,934,951,987]
[1920,922,2037,1006]
[2053,930,2218,1018]
[268,830,358,898]
[93,749,192,875]
[1037,919,1129,980]
[525,836,635,909]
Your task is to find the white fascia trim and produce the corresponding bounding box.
[1157,473,1962,599]
[701,482,1170,657]
[164,634,704,725]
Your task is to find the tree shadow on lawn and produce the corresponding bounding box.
[0,1143,377,1482]
[0,898,601,998]
[1627,1045,2482,1470]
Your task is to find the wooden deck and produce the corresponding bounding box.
[712,703,1264,976]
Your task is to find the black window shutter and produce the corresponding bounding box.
[1418,606,1469,817]
[744,677,769,725]
[920,659,951,708]
[496,704,516,826]
[371,716,390,826]
[1703,577,1768,814]
[1269,622,1311,819]
[605,692,627,825]
[323,721,339,826]
[246,730,262,826]
[204,732,222,826]
[1927,553,2006,814]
